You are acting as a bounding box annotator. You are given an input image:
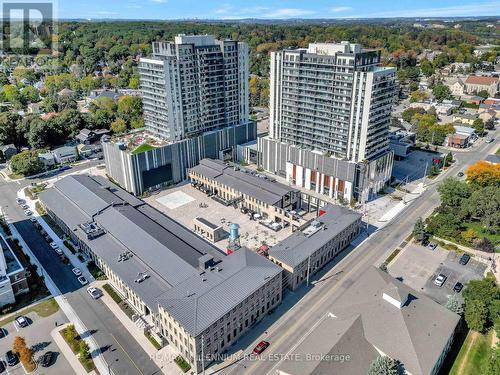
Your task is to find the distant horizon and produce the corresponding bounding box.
[18,0,500,21]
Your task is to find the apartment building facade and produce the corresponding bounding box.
[263,42,397,203]
[139,34,249,141]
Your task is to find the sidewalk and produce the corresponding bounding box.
[0,204,111,375]
[94,280,184,375]
[18,187,95,283]
[52,323,97,375]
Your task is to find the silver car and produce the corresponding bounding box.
[434,274,447,287]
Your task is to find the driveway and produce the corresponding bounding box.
[0,308,72,374]
[388,243,487,304]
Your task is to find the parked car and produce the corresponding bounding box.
[29,217,37,223]
[87,287,102,299]
[24,209,33,216]
[0,359,5,373]
[453,282,464,293]
[55,248,63,256]
[5,350,18,366]
[15,198,25,205]
[428,243,437,251]
[421,239,429,247]
[486,137,494,143]
[78,276,88,285]
[49,242,59,250]
[457,172,464,177]
[252,340,270,355]
[72,268,82,276]
[434,274,447,287]
[20,204,29,210]
[459,254,471,265]
[40,351,55,367]
[15,316,29,328]
[0,328,6,339]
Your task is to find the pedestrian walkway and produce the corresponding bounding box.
[18,188,95,283]
[52,323,97,375]
[93,280,184,375]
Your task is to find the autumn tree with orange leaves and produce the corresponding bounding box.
[466,161,500,187]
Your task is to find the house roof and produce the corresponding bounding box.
[465,75,499,86]
[276,267,460,375]
[268,205,361,268]
[485,154,500,164]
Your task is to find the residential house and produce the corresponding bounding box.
[52,146,78,164]
[27,102,41,114]
[448,78,465,96]
[465,76,499,97]
[38,152,55,168]
[453,112,479,126]
[75,128,110,145]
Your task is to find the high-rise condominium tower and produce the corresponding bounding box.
[139,34,250,141]
[261,41,397,203]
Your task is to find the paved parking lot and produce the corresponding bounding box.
[0,306,73,374]
[389,243,487,305]
[392,149,443,182]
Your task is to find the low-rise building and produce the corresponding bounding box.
[52,146,78,164]
[267,205,362,291]
[389,128,416,159]
[37,152,55,168]
[275,267,460,375]
[453,112,479,125]
[484,154,500,165]
[465,75,499,97]
[39,174,283,373]
[448,77,465,96]
[76,128,110,145]
[193,217,225,243]
[0,234,29,307]
[189,159,305,230]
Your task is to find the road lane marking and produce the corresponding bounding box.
[110,333,144,375]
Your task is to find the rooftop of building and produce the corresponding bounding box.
[268,205,362,268]
[39,175,282,334]
[465,75,499,85]
[276,267,460,375]
[485,154,500,164]
[190,158,299,206]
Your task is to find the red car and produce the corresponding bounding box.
[253,341,269,355]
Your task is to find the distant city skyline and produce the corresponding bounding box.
[52,0,500,20]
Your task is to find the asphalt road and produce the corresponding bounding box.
[221,132,500,375]
[0,169,162,375]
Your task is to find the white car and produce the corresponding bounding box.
[49,242,59,250]
[434,274,447,287]
[72,268,82,276]
[20,204,29,210]
[24,210,33,216]
[29,217,37,223]
[15,316,29,328]
[78,276,88,285]
[16,198,25,205]
[87,287,102,299]
[55,248,63,256]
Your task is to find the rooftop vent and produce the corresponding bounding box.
[79,222,105,240]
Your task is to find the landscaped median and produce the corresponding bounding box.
[60,324,96,373]
[174,355,191,373]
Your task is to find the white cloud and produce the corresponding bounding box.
[330,6,352,13]
[353,2,500,18]
[268,8,316,18]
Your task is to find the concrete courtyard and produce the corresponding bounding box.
[144,183,293,253]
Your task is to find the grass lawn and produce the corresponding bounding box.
[131,143,155,155]
[449,330,493,375]
[0,298,59,327]
[463,221,500,247]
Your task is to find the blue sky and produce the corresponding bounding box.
[56,0,500,20]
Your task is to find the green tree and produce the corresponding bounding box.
[477,90,489,99]
[420,58,434,77]
[444,152,454,167]
[432,84,452,102]
[117,96,142,126]
[2,84,23,107]
[486,347,500,375]
[367,356,400,375]
[10,150,45,176]
[466,186,500,231]
[413,217,427,242]
[437,178,471,208]
[472,118,485,136]
[111,118,127,134]
[464,299,488,332]
[21,86,40,104]
[79,340,90,360]
[0,112,23,146]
